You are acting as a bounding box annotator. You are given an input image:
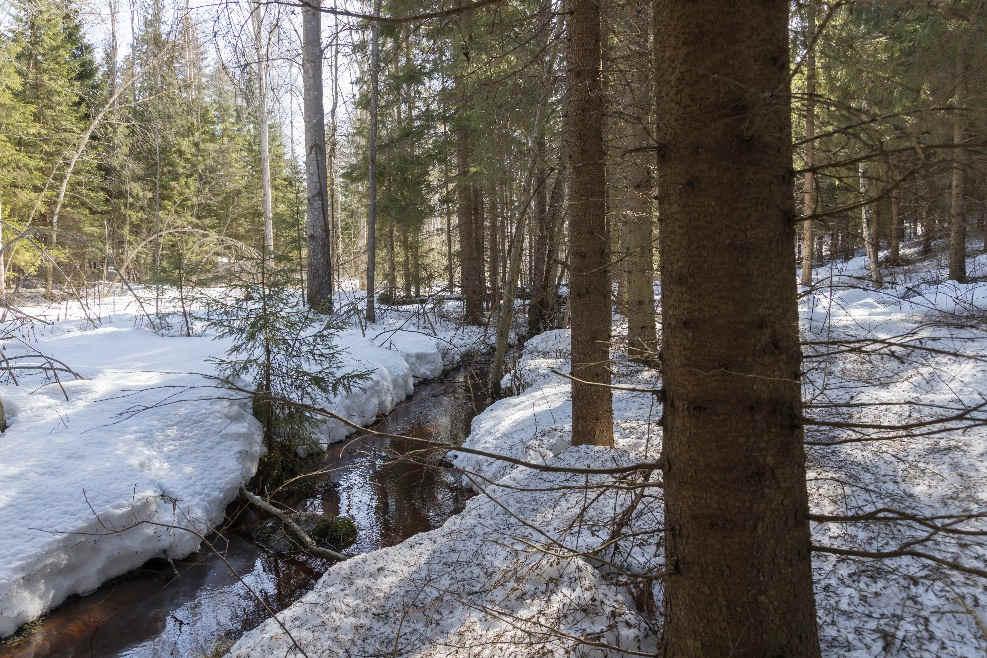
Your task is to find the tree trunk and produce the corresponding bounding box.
[889,184,901,265]
[859,161,882,286]
[387,221,397,297]
[446,181,455,290]
[800,0,817,286]
[488,180,501,305]
[567,0,613,447]
[948,46,966,283]
[608,0,657,364]
[253,3,274,261]
[654,1,822,655]
[303,0,332,310]
[472,183,485,305]
[365,0,382,322]
[401,227,412,298]
[0,202,6,299]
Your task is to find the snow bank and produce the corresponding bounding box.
[0,287,492,638]
[227,327,663,657]
[231,247,987,657]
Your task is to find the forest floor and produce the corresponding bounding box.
[0,286,493,639]
[228,247,987,658]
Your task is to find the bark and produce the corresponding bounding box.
[253,3,274,261]
[401,227,412,298]
[365,0,382,322]
[456,124,481,322]
[528,134,549,335]
[948,47,967,283]
[859,161,882,286]
[800,0,817,286]
[889,183,901,264]
[654,1,821,655]
[451,2,483,322]
[472,183,485,304]
[607,0,657,363]
[488,180,501,305]
[303,0,332,310]
[0,202,5,299]
[329,0,341,291]
[489,176,533,396]
[567,0,613,447]
[540,162,567,329]
[446,182,455,290]
[387,221,397,297]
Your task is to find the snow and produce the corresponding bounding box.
[228,246,987,657]
[0,286,492,638]
[228,330,664,657]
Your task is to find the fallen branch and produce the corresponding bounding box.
[240,487,348,562]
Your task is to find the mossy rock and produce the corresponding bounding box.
[302,514,358,549]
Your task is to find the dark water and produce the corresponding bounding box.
[2,360,491,658]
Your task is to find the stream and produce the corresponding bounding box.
[2,357,493,658]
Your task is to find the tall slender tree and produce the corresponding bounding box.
[800,0,818,287]
[253,1,274,261]
[654,1,821,654]
[302,0,332,310]
[365,0,382,323]
[567,0,613,447]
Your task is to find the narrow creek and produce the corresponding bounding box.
[2,357,493,658]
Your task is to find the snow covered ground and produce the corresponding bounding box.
[228,247,987,657]
[0,286,492,638]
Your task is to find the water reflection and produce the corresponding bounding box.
[1,359,489,658]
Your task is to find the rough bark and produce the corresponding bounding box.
[859,161,883,286]
[654,1,822,655]
[889,183,901,264]
[800,0,817,286]
[451,2,483,322]
[456,124,481,322]
[607,0,657,363]
[365,0,382,322]
[567,0,613,447]
[488,180,501,305]
[948,47,967,283]
[302,0,332,310]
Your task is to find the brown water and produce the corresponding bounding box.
[2,360,491,658]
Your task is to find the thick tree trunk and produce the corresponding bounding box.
[654,2,822,655]
[948,48,966,282]
[567,0,613,447]
[800,0,817,286]
[365,0,382,322]
[303,0,332,310]
[253,3,274,261]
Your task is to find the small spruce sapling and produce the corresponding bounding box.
[199,256,369,457]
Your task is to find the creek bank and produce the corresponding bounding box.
[1,356,495,658]
[0,287,494,641]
